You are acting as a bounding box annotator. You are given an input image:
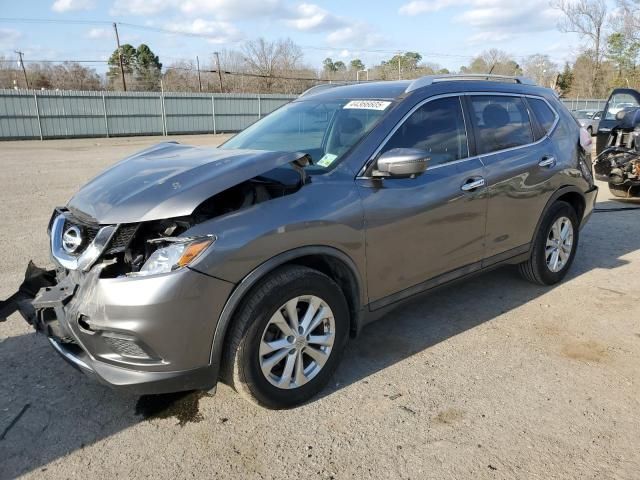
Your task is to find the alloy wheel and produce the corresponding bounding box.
[546,216,574,273]
[259,295,335,389]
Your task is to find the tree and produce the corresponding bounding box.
[242,38,304,93]
[107,43,136,75]
[350,59,365,71]
[333,61,346,71]
[135,44,162,91]
[107,44,161,91]
[553,0,608,96]
[607,33,632,75]
[556,62,574,96]
[460,50,522,76]
[521,54,558,87]
[382,52,422,71]
[323,57,337,74]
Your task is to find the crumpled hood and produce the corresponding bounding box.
[67,143,307,224]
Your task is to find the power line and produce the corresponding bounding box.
[0,16,479,59]
[0,59,108,63]
[0,57,333,83]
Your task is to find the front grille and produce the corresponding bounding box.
[105,224,138,254]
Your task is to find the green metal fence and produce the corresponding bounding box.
[0,89,610,141]
[0,90,296,140]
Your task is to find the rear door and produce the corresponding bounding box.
[468,94,560,262]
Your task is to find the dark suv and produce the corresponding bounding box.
[20,75,598,408]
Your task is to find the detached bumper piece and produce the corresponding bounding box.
[0,261,56,323]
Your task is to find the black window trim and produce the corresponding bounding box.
[468,93,535,156]
[525,96,560,140]
[358,93,473,177]
[357,91,560,178]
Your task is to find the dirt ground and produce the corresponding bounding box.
[0,135,639,480]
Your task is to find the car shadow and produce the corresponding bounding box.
[1,198,639,477]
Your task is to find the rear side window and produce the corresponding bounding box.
[528,98,557,135]
[381,96,469,166]
[470,96,534,154]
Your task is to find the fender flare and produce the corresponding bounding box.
[528,185,586,250]
[208,245,365,368]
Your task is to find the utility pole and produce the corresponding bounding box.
[196,56,202,92]
[112,22,127,91]
[15,51,29,89]
[397,52,402,80]
[214,51,223,92]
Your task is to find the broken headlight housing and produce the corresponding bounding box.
[134,236,215,277]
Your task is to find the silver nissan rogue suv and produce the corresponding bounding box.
[18,75,598,408]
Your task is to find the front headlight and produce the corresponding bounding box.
[135,236,215,277]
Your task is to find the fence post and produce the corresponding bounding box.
[33,92,43,141]
[160,92,167,136]
[257,95,261,119]
[102,93,109,138]
[211,95,217,134]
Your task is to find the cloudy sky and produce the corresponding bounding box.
[0,0,608,72]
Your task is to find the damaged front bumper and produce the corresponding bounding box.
[18,263,234,395]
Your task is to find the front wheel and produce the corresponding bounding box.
[519,201,579,285]
[223,265,349,409]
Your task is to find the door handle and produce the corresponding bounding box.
[538,156,556,168]
[461,177,485,192]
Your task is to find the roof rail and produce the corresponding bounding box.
[406,74,537,93]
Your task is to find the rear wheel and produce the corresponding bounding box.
[519,201,579,285]
[587,126,593,136]
[223,265,349,409]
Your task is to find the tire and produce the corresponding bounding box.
[518,201,579,286]
[587,126,593,136]
[609,183,639,198]
[222,265,349,409]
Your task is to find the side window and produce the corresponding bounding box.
[528,98,557,135]
[381,96,469,166]
[470,96,534,154]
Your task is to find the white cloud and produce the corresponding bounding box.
[399,0,459,15]
[166,19,243,44]
[398,0,562,45]
[51,0,95,12]
[86,28,112,39]
[181,0,283,19]
[110,0,175,16]
[111,0,284,19]
[284,3,346,32]
[326,23,385,49]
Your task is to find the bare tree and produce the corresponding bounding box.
[241,38,304,93]
[521,54,559,87]
[459,49,522,76]
[553,0,608,95]
[616,0,640,39]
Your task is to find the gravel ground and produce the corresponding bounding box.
[1,135,639,480]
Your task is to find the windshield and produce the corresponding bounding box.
[222,99,392,171]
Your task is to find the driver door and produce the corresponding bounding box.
[356,95,488,307]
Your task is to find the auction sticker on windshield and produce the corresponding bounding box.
[344,100,392,111]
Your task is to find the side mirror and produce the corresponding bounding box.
[373,148,429,178]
